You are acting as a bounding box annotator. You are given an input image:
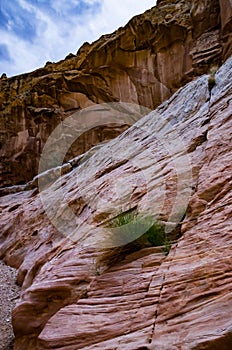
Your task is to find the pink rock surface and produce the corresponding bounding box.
[0,54,231,349]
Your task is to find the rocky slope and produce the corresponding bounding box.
[1,0,232,186]
[0,49,231,350]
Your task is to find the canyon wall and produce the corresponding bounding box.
[0,0,232,186]
[0,1,232,349]
[0,53,231,350]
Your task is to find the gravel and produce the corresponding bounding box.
[0,260,20,350]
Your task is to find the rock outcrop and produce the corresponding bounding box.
[0,0,232,186]
[0,50,231,350]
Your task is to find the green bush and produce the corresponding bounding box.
[107,211,171,251]
[97,212,173,270]
[139,216,165,246]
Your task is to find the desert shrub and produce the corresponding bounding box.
[163,238,172,255]
[96,211,175,271]
[139,216,165,246]
[108,211,167,247]
[109,210,135,227]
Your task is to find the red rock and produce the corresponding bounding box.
[0,53,231,349]
[0,1,232,349]
[1,0,232,186]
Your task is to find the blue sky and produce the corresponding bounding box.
[0,0,155,77]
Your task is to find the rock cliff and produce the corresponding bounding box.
[0,52,232,349]
[0,0,232,186]
[0,0,232,349]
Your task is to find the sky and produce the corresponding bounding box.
[0,0,156,77]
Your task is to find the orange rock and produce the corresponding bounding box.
[0,53,231,349]
[1,0,232,186]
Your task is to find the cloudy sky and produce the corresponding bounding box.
[0,0,155,77]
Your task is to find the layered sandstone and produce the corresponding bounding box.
[1,0,232,186]
[0,52,231,349]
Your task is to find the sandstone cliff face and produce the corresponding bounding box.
[0,53,231,349]
[0,0,232,186]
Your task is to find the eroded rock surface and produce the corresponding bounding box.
[0,0,232,186]
[0,53,231,349]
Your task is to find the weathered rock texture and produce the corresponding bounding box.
[0,260,20,350]
[0,49,231,349]
[0,0,232,186]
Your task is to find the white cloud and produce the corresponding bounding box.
[0,0,156,77]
